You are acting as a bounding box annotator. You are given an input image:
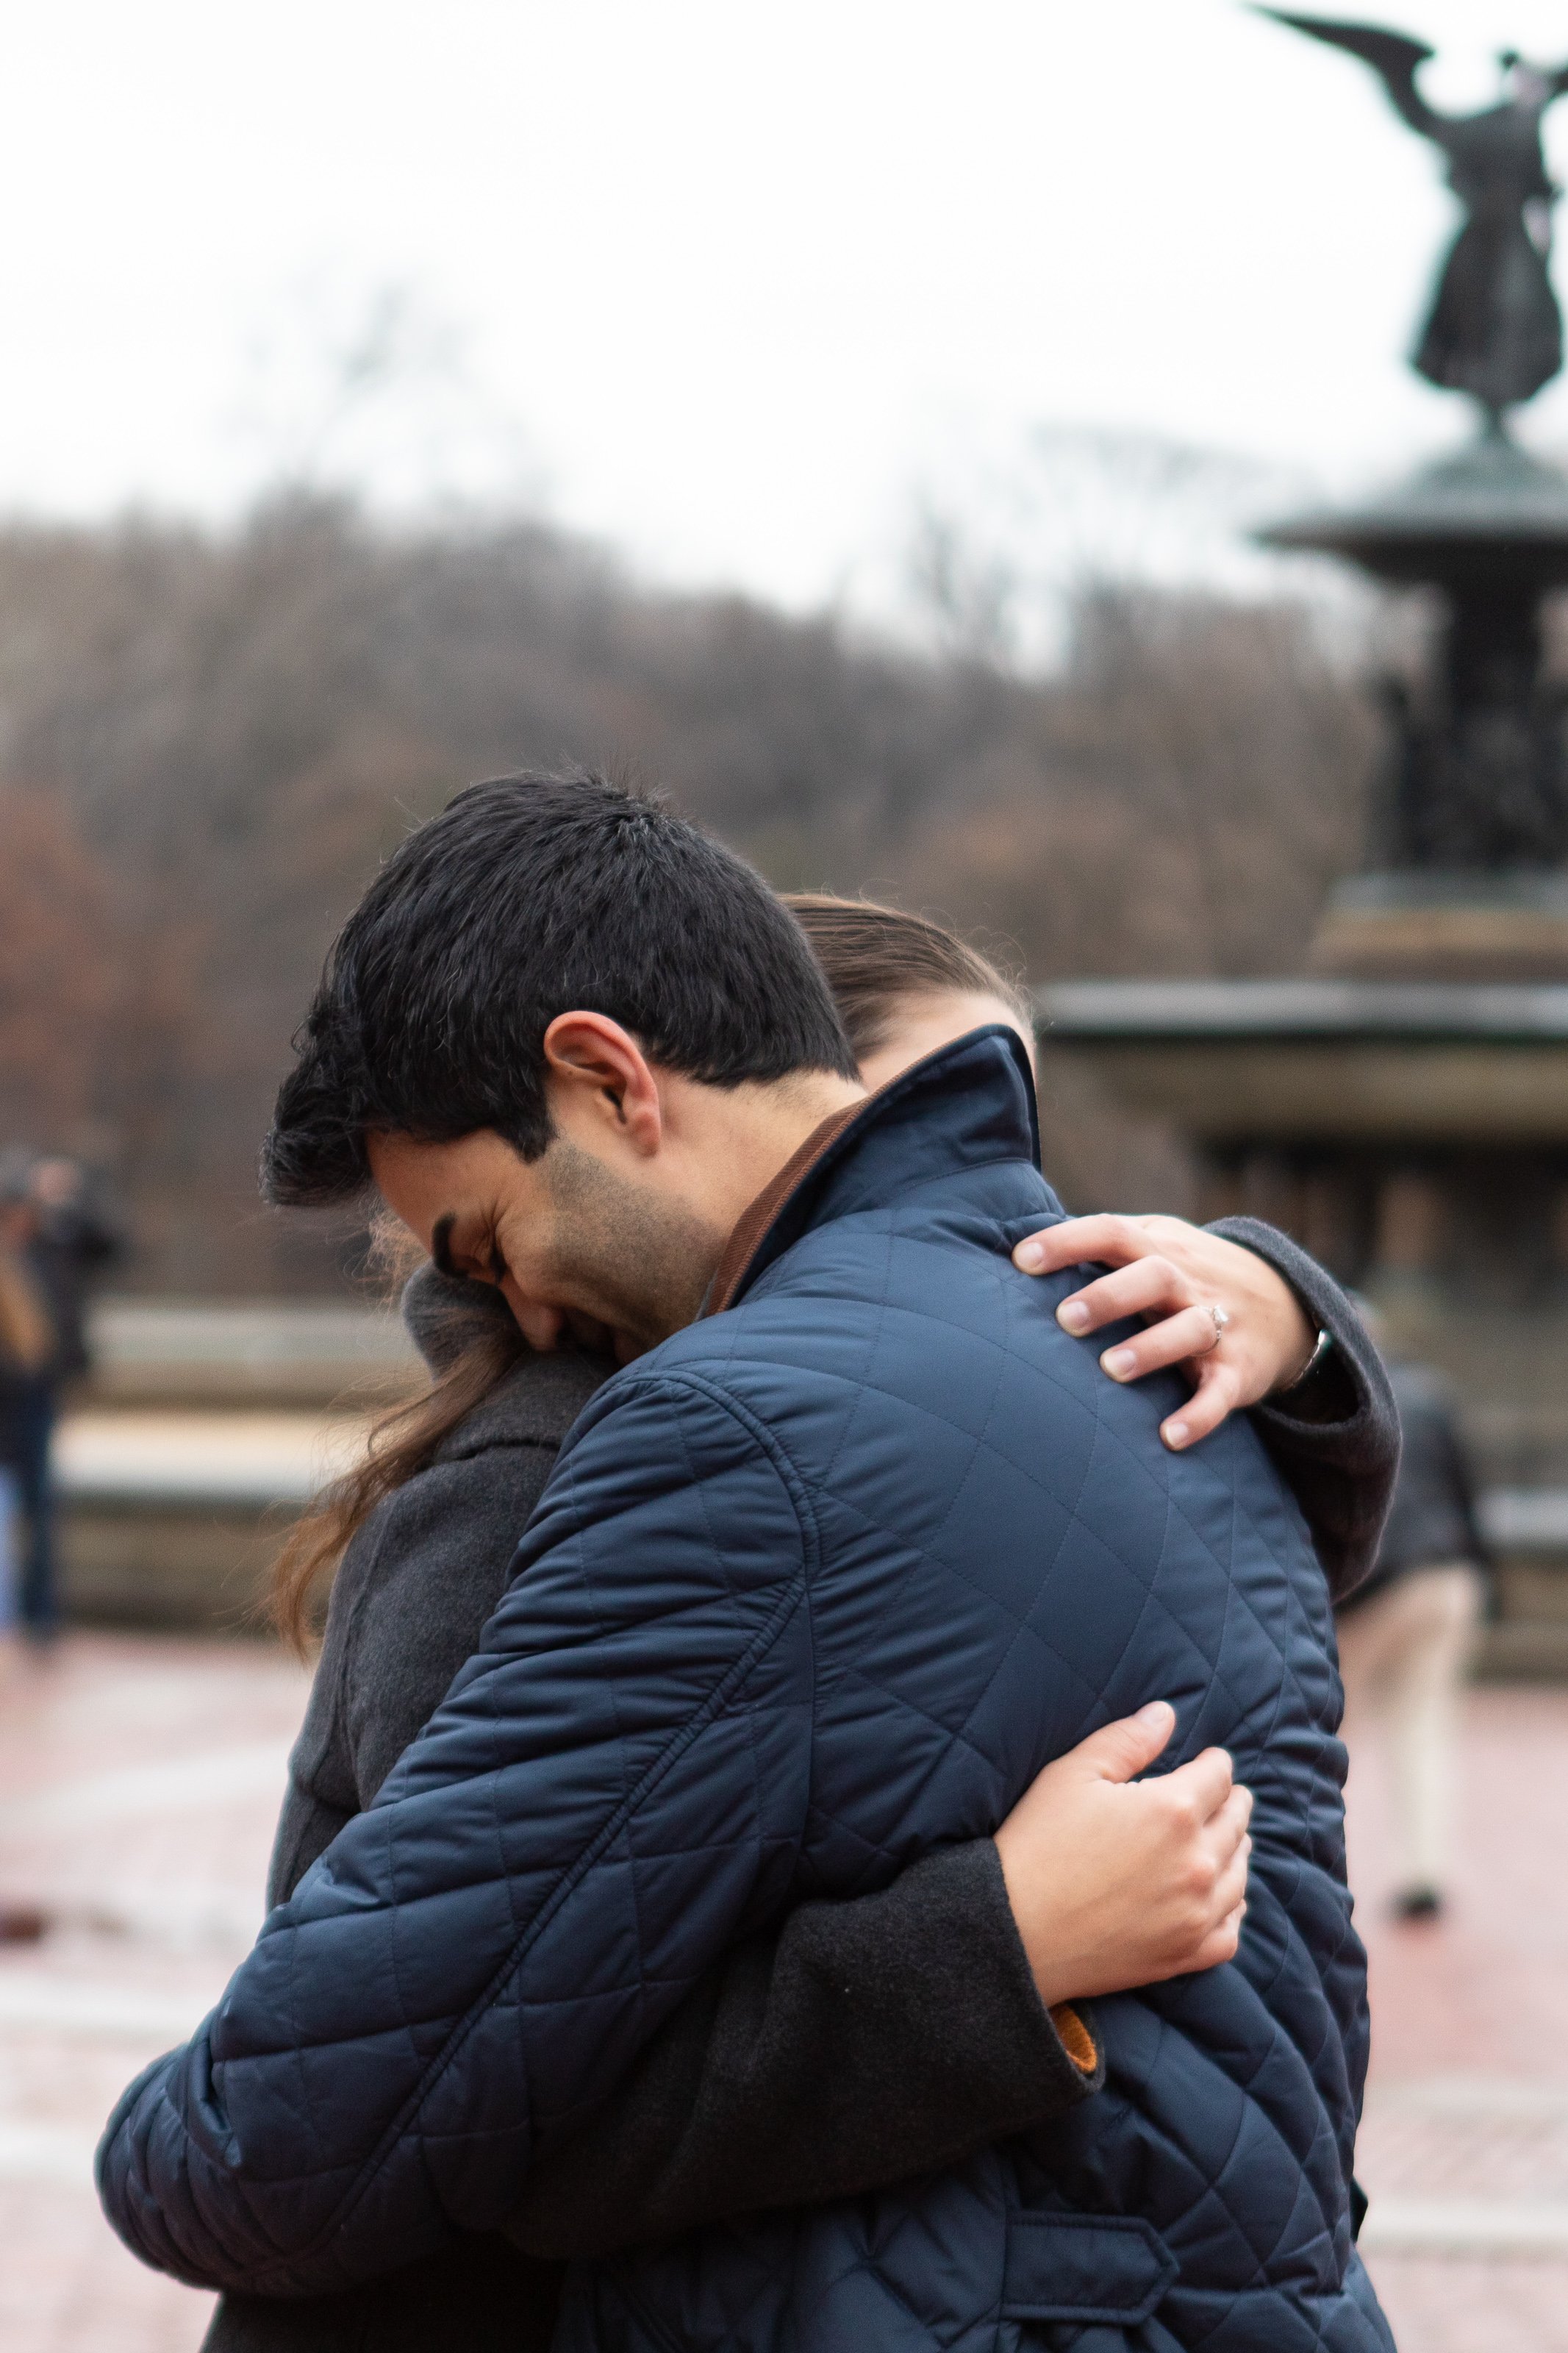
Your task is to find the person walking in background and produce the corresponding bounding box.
[1337,1310,1492,1921]
[0,1152,121,1644]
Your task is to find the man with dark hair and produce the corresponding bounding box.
[264,773,859,1209]
[101,772,1390,2349]
[262,774,864,1360]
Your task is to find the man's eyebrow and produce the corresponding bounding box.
[431,1215,457,1279]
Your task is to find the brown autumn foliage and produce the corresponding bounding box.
[0,496,1374,1290]
[0,793,118,1143]
[0,791,200,1178]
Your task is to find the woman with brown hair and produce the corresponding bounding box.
[209,895,1391,2353]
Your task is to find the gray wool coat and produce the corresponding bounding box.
[206,1221,1395,2353]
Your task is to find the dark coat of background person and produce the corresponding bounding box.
[129,1044,1400,2353]
[27,1187,123,1381]
[0,1257,49,1490]
[0,1165,122,1635]
[184,1049,1399,2352]
[1340,1359,1490,1619]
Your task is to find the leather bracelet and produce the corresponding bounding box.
[1275,1326,1333,1396]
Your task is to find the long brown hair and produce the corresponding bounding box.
[784,893,1031,1061]
[270,1230,526,1652]
[271,898,1029,1652]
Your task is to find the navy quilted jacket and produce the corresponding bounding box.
[100,1032,1392,2352]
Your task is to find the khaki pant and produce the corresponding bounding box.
[1336,1563,1484,1896]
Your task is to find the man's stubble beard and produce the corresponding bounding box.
[543,1138,723,1352]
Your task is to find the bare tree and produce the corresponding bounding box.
[0,498,1375,1286]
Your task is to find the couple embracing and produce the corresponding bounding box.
[101,772,1397,2351]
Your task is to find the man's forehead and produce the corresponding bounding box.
[366,1132,470,1238]
[368,1128,543,1227]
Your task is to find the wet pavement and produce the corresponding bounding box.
[0,1637,309,2352]
[1,1632,1564,2352]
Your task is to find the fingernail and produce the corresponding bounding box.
[1136,1700,1173,1727]
[1164,1418,1189,1448]
[1101,1346,1136,1378]
[1016,1240,1045,1271]
[1057,1299,1089,1331]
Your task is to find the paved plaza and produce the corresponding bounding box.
[1,1635,1566,2352]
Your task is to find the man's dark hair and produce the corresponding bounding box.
[262,771,858,1206]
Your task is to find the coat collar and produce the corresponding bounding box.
[704,1025,1040,1317]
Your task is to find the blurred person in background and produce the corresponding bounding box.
[0,1460,17,1661]
[0,1210,54,1940]
[0,1151,122,1643]
[1337,1302,1492,1921]
[24,1154,123,1382]
[0,1195,54,1669]
[193,893,1396,2353]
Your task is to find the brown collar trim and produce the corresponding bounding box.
[702,1100,864,1318]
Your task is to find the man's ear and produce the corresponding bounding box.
[542,1013,664,1157]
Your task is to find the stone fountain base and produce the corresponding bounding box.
[1036,974,1568,1673]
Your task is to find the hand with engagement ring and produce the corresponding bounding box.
[1009,1214,1319,1452]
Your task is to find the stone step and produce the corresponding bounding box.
[81,1298,418,1409]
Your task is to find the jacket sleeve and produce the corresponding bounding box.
[96,1374,816,2299]
[1209,1215,1401,1604]
[509,1838,1098,2260]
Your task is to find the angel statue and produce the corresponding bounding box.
[1261,13,1568,428]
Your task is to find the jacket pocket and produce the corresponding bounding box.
[1001,2211,1177,2329]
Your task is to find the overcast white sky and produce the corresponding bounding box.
[7,0,1568,611]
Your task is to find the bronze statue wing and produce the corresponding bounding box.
[1254,11,1439,136]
